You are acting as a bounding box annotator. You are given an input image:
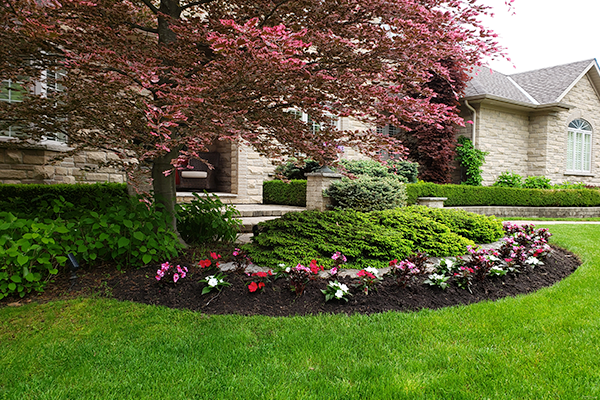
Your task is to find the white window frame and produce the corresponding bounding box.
[0,79,25,138]
[566,119,592,174]
[287,109,340,134]
[376,124,399,136]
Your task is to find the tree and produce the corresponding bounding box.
[1,0,503,238]
[395,58,468,183]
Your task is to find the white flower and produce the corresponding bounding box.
[285,266,291,273]
[335,290,344,299]
[339,283,349,292]
[207,277,219,287]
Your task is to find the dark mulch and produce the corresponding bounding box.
[2,245,580,316]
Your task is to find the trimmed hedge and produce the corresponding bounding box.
[406,182,600,207]
[325,176,407,211]
[263,180,307,207]
[0,183,129,216]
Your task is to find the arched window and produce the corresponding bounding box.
[567,119,592,173]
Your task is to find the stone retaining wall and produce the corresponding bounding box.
[450,205,600,219]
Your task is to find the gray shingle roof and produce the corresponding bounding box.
[465,59,597,105]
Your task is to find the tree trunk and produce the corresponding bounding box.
[152,151,186,246]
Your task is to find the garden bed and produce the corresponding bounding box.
[1,245,580,316]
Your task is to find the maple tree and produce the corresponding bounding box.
[1,0,505,237]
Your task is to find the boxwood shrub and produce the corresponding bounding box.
[263,180,307,207]
[243,207,500,270]
[406,182,600,207]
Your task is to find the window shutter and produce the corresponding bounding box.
[567,131,574,170]
[584,133,592,172]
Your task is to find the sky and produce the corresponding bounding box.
[478,0,600,74]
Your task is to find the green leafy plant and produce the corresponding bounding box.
[274,159,322,180]
[322,280,351,302]
[325,175,407,211]
[176,192,242,244]
[423,273,450,290]
[523,176,552,189]
[455,136,488,186]
[263,180,307,206]
[493,171,523,188]
[385,159,419,183]
[553,181,586,189]
[200,273,230,295]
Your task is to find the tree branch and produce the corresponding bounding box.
[139,0,159,15]
[129,23,159,34]
[180,0,215,11]
[260,0,293,28]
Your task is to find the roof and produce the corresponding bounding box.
[464,59,600,107]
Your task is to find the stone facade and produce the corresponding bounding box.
[0,141,124,185]
[459,60,600,187]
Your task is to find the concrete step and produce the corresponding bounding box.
[236,205,306,233]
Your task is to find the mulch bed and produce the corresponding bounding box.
[2,245,580,316]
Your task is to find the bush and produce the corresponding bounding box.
[0,198,182,299]
[523,176,552,189]
[405,206,504,243]
[0,183,129,218]
[406,182,600,207]
[554,181,586,189]
[386,159,419,183]
[245,209,477,270]
[493,171,523,188]
[176,192,242,244]
[325,176,407,211]
[263,180,307,206]
[274,159,321,180]
[455,136,488,186]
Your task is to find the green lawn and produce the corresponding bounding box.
[1,224,600,399]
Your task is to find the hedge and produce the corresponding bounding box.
[263,180,307,207]
[0,183,129,216]
[406,182,600,207]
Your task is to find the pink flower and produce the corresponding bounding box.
[330,266,338,276]
[210,252,221,260]
[173,273,179,283]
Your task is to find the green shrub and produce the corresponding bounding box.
[325,176,407,211]
[523,175,552,189]
[274,159,321,180]
[493,171,523,188]
[405,206,504,243]
[176,192,242,244]
[0,183,128,218]
[263,180,307,206]
[386,159,419,183]
[455,136,488,186]
[553,181,586,189]
[244,209,477,270]
[406,182,600,207]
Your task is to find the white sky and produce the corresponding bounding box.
[478,0,600,74]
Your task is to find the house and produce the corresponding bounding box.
[456,59,600,186]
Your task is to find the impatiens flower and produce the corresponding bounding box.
[173,273,179,283]
[330,266,338,276]
[198,259,211,268]
[248,281,258,292]
[233,248,240,257]
[208,277,219,287]
[258,282,265,289]
[210,252,221,260]
[335,289,344,299]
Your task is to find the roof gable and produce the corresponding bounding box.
[464,59,600,106]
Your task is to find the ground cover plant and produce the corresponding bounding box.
[0,223,595,399]
[245,207,503,270]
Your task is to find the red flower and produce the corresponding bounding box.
[248,282,258,292]
[254,271,268,278]
[389,259,398,267]
[309,259,323,274]
[258,282,265,289]
[198,259,211,268]
[210,252,221,260]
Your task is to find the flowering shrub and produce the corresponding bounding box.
[247,270,273,293]
[356,267,381,295]
[322,281,351,302]
[155,262,188,283]
[283,260,322,295]
[198,252,222,270]
[200,273,230,295]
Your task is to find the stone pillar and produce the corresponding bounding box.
[305,171,342,211]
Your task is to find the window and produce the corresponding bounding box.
[287,109,338,134]
[566,119,592,173]
[376,124,398,136]
[0,79,25,138]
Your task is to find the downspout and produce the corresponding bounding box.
[464,99,477,147]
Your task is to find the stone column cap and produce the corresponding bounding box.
[305,172,343,178]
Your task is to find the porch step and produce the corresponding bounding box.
[235,204,306,233]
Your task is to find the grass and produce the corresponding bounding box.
[502,217,600,222]
[2,224,600,399]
